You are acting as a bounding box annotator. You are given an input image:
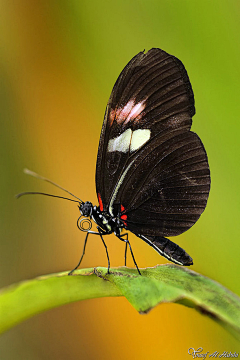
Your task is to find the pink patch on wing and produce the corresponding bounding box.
[114,99,146,125]
[109,109,116,126]
[120,204,127,226]
[97,193,103,212]
[123,101,146,125]
[115,100,135,123]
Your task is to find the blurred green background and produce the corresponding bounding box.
[1,0,240,359]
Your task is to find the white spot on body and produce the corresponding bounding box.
[107,128,151,153]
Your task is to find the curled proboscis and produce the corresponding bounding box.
[77,216,92,232]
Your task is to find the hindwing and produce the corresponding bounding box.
[117,130,210,236]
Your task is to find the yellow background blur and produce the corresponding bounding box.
[1,1,240,359]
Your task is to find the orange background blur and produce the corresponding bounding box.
[1,1,240,359]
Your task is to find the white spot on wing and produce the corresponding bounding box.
[108,128,151,153]
[130,129,150,152]
[107,129,132,153]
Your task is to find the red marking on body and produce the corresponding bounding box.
[97,193,103,212]
[120,204,127,226]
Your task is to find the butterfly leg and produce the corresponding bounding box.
[124,242,128,266]
[118,233,141,276]
[116,233,128,265]
[69,227,111,275]
[97,227,111,274]
[68,231,90,275]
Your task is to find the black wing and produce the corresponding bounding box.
[135,234,193,266]
[117,130,210,237]
[96,48,210,239]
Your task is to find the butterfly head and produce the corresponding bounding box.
[79,201,93,217]
[77,201,93,232]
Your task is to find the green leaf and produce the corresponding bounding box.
[0,268,121,334]
[0,265,240,339]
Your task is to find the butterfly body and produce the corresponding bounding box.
[80,202,122,236]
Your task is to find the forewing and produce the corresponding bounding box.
[96,48,196,210]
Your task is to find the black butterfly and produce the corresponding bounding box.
[18,48,210,275]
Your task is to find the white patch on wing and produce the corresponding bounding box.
[130,129,150,152]
[108,128,151,153]
[107,129,132,153]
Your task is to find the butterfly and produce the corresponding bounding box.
[18,48,210,275]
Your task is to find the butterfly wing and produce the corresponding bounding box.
[96,48,210,241]
[117,130,210,237]
[96,48,196,210]
[135,233,194,265]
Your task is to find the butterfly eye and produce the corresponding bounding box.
[77,216,92,232]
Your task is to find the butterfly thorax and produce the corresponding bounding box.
[79,201,123,235]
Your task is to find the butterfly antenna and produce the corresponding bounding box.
[16,191,80,203]
[17,168,84,203]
